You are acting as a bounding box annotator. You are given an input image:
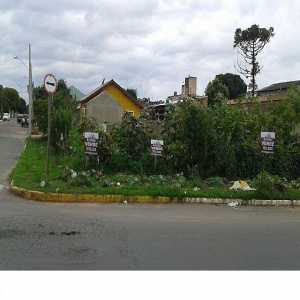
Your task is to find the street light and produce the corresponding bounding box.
[13,56,28,69]
[13,44,33,137]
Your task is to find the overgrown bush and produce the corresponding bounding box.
[45,85,300,181]
[253,171,288,199]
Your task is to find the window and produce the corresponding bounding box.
[125,111,134,117]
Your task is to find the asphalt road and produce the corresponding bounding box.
[1,119,300,270]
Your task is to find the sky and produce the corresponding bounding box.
[0,0,299,102]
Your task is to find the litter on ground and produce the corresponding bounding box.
[227,201,240,208]
[230,180,256,191]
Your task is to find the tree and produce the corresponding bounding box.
[234,24,275,97]
[126,88,137,100]
[163,100,216,176]
[205,78,229,106]
[113,112,147,160]
[2,87,20,115]
[17,98,27,114]
[216,73,247,99]
[33,79,75,149]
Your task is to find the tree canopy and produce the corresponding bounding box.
[216,73,247,99]
[0,85,22,116]
[34,79,76,149]
[234,24,274,97]
[126,88,137,100]
[205,78,229,106]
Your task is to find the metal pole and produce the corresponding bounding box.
[45,94,52,183]
[28,43,33,137]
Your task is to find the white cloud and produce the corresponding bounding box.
[0,0,299,101]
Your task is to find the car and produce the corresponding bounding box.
[2,113,10,121]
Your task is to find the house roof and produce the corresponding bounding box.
[257,80,300,93]
[80,79,143,108]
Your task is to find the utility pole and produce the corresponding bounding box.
[28,43,33,137]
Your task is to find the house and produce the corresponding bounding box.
[227,95,285,111]
[148,103,167,121]
[148,76,208,121]
[256,80,300,97]
[79,79,143,126]
[227,80,300,110]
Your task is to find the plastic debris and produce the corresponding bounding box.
[71,170,77,178]
[40,180,46,188]
[228,201,239,208]
[230,180,256,191]
[123,200,128,205]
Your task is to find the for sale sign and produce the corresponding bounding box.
[261,132,275,154]
[84,132,99,156]
[151,139,164,156]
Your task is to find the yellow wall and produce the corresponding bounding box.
[106,85,141,117]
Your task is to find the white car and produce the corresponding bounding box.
[2,113,10,121]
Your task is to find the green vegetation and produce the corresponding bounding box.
[205,77,229,106]
[14,72,300,201]
[33,79,77,150]
[0,85,27,117]
[215,73,247,99]
[234,24,275,96]
[205,73,248,105]
[12,139,300,200]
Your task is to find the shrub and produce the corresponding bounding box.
[68,174,92,187]
[205,177,226,187]
[253,171,288,199]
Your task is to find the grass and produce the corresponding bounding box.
[11,139,300,200]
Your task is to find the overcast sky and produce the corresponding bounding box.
[0,0,299,102]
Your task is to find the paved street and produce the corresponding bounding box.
[1,119,300,270]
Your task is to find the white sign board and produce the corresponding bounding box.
[44,74,58,94]
[151,139,164,156]
[84,132,99,156]
[261,132,275,154]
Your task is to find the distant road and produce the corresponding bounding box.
[1,120,300,270]
[0,118,27,184]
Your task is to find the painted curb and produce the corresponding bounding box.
[10,185,172,204]
[9,184,300,206]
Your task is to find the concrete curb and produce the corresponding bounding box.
[10,185,172,204]
[9,184,300,206]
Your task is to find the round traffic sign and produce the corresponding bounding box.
[44,74,58,94]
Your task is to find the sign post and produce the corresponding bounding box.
[261,132,275,154]
[44,74,58,184]
[151,139,164,171]
[83,132,100,167]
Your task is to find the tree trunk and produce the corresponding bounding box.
[251,42,256,97]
